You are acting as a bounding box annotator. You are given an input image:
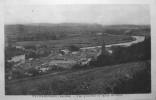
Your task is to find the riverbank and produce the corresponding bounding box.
[80,36,145,50]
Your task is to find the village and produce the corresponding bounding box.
[6,40,113,80]
[5,34,145,81]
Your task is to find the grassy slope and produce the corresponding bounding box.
[5,61,151,95]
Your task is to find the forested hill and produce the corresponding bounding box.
[103,25,150,29]
[5,23,150,36]
[5,23,104,36]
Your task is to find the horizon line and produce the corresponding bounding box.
[4,22,151,26]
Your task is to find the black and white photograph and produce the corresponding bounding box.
[2,0,155,98]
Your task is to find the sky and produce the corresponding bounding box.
[4,5,150,25]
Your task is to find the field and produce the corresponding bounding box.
[5,60,151,95]
[15,34,134,50]
[5,24,150,49]
[5,24,150,36]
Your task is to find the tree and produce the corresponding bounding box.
[68,45,80,51]
[27,68,39,76]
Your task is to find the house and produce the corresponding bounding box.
[96,33,103,36]
[81,58,92,66]
[29,58,33,61]
[108,50,113,54]
[41,62,48,67]
[61,49,69,55]
[49,60,77,68]
[11,55,25,62]
[15,45,25,50]
[35,66,41,69]
[96,33,107,36]
[53,54,65,60]
[71,52,78,55]
[38,67,50,73]
[36,48,45,55]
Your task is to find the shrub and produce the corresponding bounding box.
[68,45,80,51]
[12,70,26,79]
[27,68,39,77]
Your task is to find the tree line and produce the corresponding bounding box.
[16,34,66,42]
[90,36,151,67]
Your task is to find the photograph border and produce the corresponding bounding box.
[0,0,156,100]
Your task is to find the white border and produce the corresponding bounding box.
[0,0,156,100]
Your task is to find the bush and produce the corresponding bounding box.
[90,36,151,67]
[68,45,80,51]
[12,70,26,79]
[25,51,37,60]
[27,68,39,76]
[24,45,36,50]
[90,54,112,67]
[113,62,151,93]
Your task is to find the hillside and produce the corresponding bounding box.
[103,25,150,30]
[5,60,151,95]
[5,23,150,36]
[5,23,104,36]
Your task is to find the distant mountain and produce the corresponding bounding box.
[24,22,102,26]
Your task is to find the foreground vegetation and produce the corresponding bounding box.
[5,61,150,95]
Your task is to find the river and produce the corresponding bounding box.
[80,36,145,50]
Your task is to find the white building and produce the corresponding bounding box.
[61,49,69,55]
[49,60,77,68]
[15,46,25,50]
[11,55,25,62]
[71,52,78,55]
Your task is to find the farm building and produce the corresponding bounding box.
[49,60,77,68]
[15,45,25,50]
[11,55,25,62]
[60,49,69,55]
